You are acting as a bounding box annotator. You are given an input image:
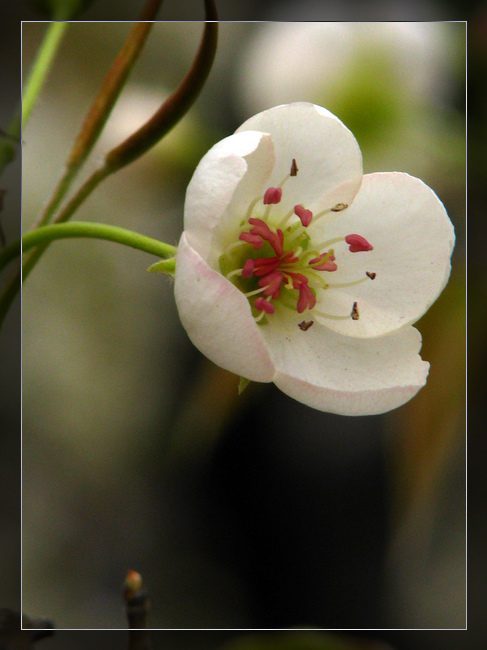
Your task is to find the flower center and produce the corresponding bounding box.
[219,159,374,326]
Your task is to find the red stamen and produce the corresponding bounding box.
[241,259,255,278]
[294,204,313,227]
[287,271,309,288]
[309,252,337,272]
[258,271,284,298]
[249,218,284,256]
[345,234,373,252]
[263,187,282,204]
[239,232,262,249]
[255,297,275,314]
[297,283,316,313]
[252,256,282,277]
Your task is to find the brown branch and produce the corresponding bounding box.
[34,0,165,230]
[105,0,218,173]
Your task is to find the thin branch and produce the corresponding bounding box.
[33,0,165,230]
[105,0,218,173]
[1,221,177,272]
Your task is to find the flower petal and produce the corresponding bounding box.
[264,316,429,415]
[174,232,275,382]
[235,102,363,215]
[314,172,455,337]
[183,130,275,263]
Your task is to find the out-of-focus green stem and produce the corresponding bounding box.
[0,221,176,273]
[0,110,21,177]
[0,265,21,328]
[0,220,175,329]
[22,22,70,129]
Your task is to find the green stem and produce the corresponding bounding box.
[0,109,21,177]
[22,22,70,129]
[0,265,21,328]
[0,221,176,272]
[1,22,68,176]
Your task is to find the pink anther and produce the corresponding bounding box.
[239,232,262,249]
[294,204,313,227]
[252,256,282,277]
[255,297,275,314]
[345,234,373,252]
[258,271,284,299]
[263,187,282,205]
[249,218,284,256]
[297,282,317,314]
[309,252,337,272]
[241,259,255,278]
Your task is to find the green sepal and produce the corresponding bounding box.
[238,376,251,394]
[147,258,176,276]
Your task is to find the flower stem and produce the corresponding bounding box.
[0,221,176,273]
[1,21,68,176]
[22,22,70,130]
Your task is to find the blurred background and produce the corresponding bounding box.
[1,0,475,647]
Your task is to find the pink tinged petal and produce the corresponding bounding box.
[294,204,313,227]
[174,233,275,382]
[319,172,456,338]
[239,231,263,249]
[345,234,373,252]
[184,131,275,262]
[263,187,282,204]
[255,297,275,314]
[235,103,363,215]
[263,318,429,416]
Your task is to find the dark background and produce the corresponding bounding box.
[1,0,479,648]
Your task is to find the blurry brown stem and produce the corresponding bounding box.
[105,0,218,172]
[33,0,165,231]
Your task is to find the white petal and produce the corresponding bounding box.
[314,172,455,337]
[174,232,275,382]
[263,317,429,415]
[183,130,274,263]
[235,102,363,215]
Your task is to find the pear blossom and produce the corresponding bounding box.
[174,103,455,415]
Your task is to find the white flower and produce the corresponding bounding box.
[174,103,455,415]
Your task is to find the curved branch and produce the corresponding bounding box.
[105,0,218,173]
